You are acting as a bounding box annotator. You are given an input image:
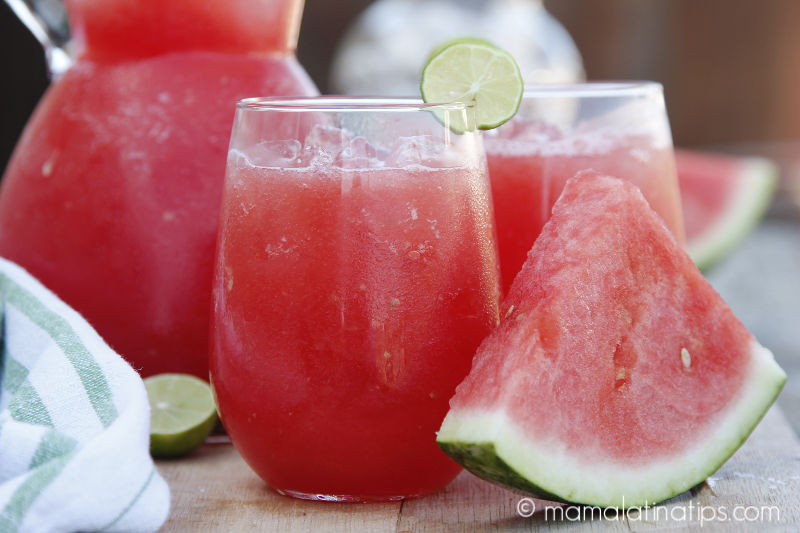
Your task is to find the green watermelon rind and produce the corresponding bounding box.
[687,158,778,271]
[437,340,785,509]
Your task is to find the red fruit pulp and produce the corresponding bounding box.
[452,172,749,462]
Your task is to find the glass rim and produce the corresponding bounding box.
[522,81,663,99]
[236,96,476,113]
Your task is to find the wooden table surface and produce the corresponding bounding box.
[158,207,800,532]
[158,407,799,532]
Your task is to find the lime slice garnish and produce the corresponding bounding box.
[144,373,218,459]
[420,38,524,131]
[426,36,496,62]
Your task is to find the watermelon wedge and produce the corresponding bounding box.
[437,172,785,508]
[677,149,778,271]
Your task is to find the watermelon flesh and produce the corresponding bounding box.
[437,172,786,508]
[677,149,778,270]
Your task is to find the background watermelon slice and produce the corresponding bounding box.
[676,149,778,270]
[437,172,785,508]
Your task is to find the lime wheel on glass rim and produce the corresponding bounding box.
[420,38,524,132]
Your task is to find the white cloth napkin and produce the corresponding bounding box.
[0,258,170,533]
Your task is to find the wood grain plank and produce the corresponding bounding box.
[156,406,800,531]
[157,443,401,532]
[395,407,800,532]
[627,407,800,532]
[395,473,631,532]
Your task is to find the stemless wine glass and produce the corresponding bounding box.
[210,97,501,501]
[483,82,685,292]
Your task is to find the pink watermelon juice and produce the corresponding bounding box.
[0,0,317,378]
[210,109,501,500]
[67,0,301,60]
[484,84,685,292]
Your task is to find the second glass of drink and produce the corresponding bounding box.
[484,82,684,291]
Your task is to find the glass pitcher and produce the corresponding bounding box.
[0,0,318,378]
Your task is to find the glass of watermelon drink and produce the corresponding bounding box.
[0,0,318,379]
[210,97,502,501]
[483,82,685,292]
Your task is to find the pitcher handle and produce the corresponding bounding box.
[5,0,72,78]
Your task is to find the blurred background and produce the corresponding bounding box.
[4,0,800,172]
[1,0,799,428]
[302,0,800,148]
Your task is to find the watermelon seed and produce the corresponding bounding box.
[504,305,515,318]
[681,348,692,369]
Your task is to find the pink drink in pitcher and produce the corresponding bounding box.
[0,0,317,377]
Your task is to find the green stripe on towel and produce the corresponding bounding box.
[0,451,75,533]
[0,354,27,398]
[99,467,157,532]
[7,381,51,427]
[28,431,78,469]
[0,274,118,427]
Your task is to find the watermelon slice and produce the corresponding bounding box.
[677,149,778,271]
[437,172,785,508]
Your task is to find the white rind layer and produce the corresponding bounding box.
[437,339,786,508]
[687,158,778,270]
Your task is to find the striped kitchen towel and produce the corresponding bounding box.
[0,258,169,533]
